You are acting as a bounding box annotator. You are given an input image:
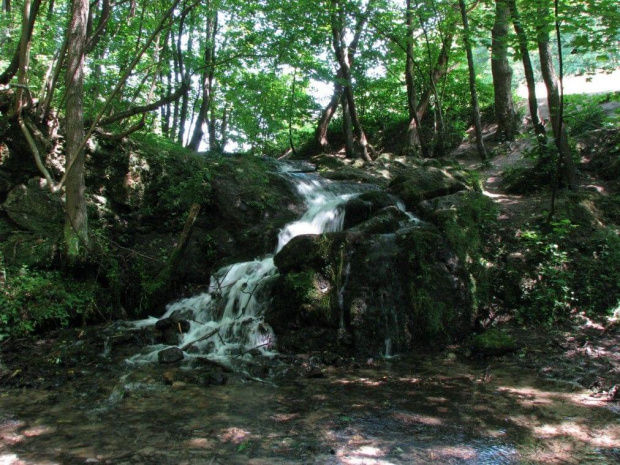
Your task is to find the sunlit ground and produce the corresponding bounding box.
[517,69,620,98]
[1,355,618,464]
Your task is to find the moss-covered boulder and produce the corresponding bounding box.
[348,206,409,235]
[273,232,353,274]
[269,220,479,356]
[1,233,60,268]
[388,166,470,211]
[3,178,64,234]
[343,191,402,230]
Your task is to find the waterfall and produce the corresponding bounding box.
[129,167,374,364]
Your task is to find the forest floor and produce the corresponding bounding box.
[451,117,620,398]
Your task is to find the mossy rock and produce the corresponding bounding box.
[274,232,353,274]
[395,226,474,343]
[388,166,470,210]
[348,206,408,235]
[266,270,338,331]
[343,191,402,230]
[3,178,64,234]
[471,329,517,356]
[1,234,60,268]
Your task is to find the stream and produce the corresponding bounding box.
[1,164,619,464]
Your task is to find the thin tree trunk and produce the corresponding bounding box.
[491,0,518,140]
[176,12,194,145]
[188,7,218,151]
[405,0,424,154]
[507,0,545,139]
[14,0,32,116]
[330,0,372,161]
[315,73,343,152]
[64,0,90,261]
[458,0,487,161]
[208,105,218,151]
[536,2,576,188]
[316,1,371,153]
[220,104,228,151]
[341,94,355,157]
[0,0,42,85]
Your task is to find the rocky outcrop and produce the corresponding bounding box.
[388,166,471,211]
[267,186,496,357]
[3,178,64,234]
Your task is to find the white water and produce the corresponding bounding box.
[129,169,374,364]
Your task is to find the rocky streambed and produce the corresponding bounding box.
[1,323,619,464]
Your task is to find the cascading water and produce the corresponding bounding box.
[129,165,375,364]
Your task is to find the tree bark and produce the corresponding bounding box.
[458,0,487,161]
[405,0,424,154]
[491,0,518,141]
[315,71,343,152]
[64,0,90,261]
[341,94,355,157]
[536,3,576,188]
[188,7,218,151]
[0,0,42,85]
[316,0,371,153]
[507,0,545,139]
[330,0,372,161]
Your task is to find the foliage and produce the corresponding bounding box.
[471,329,517,356]
[516,220,575,325]
[564,92,620,138]
[135,134,212,226]
[0,265,99,340]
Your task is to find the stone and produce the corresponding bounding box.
[388,166,469,211]
[3,178,64,234]
[157,347,184,364]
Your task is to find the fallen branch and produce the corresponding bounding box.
[180,328,219,351]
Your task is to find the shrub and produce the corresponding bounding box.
[0,266,97,340]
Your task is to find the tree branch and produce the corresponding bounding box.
[97,81,189,126]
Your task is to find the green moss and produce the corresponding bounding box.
[282,270,336,326]
[471,329,517,356]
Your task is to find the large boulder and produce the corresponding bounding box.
[343,191,403,230]
[388,166,470,211]
[269,223,477,356]
[3,178,64,234]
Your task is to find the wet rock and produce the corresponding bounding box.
[155,317,190,333]
[343,192,401,230]
[274,232,354,274]
[348,206,409,235]
[157,347,184,364]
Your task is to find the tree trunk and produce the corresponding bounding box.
[176,14,193,146]
[64,0,90,262]
[507,0,545,139]
[330,0,372,161]
[536,3,576,188]
[315,74,343,152]
[458,0,487,161]
[316,0,371,153]
[188,8,218,151]
[0,0,42,85]
[405,0,423,154]
[491,0,518,141]
[341,94,355,157]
